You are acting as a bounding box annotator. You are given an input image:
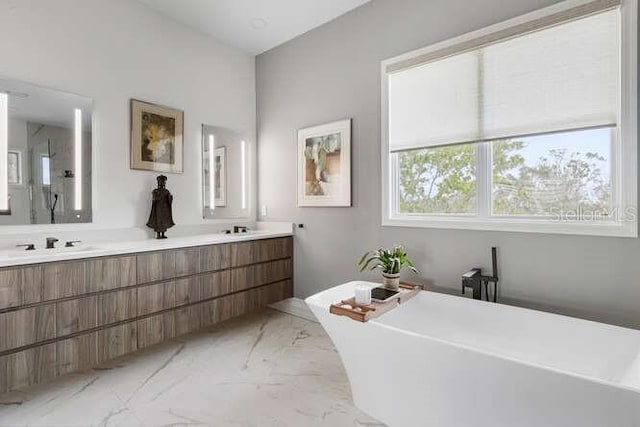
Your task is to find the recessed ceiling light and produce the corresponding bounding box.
[250,18,268,30]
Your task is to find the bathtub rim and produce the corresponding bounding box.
[305,282,640,395]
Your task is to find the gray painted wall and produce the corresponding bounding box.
[0,0,255,231]
[256,0,640,329]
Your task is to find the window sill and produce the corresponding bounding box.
[383,215,637,238]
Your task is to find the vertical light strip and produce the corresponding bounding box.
[208,134,215,211]
[241,140,246,210]
[74,108,82,211]
[0,93,8,211]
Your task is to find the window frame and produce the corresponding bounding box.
[381,0,637,237]
[41,155,51,187]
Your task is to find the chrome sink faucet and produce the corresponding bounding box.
[46,237,59,249]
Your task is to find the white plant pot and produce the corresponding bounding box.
[382,273,401,290]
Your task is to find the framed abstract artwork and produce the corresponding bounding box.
[297,118,351,207]
[130,99,183,173]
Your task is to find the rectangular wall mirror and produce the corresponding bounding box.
[0,78,92,225]
[202,124,249,219]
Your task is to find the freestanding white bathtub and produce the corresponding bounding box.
[306,281,640,427]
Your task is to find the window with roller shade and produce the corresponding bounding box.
[383,0,637,236]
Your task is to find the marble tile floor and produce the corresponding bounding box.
[268,298,318,323]
[0,309,383,427]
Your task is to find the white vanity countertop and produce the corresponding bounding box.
[0,229,293,268]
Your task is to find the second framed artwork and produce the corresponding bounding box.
[297,118,351,207]
[130,99,184,173]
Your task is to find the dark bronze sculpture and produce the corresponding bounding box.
[147,175,175,239]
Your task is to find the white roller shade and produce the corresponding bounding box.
[482,9,619,141]
[388,51,479,151]
[388,7,620,152]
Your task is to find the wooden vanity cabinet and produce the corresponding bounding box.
[0,237,293,393]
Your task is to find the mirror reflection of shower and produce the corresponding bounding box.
[0,77,93,225]
[28,123,85,224]
[44,139,59,224]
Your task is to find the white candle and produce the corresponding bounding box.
[355,284,371,305]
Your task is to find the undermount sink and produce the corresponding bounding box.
[7,245,100,257]
[232,230,266,236]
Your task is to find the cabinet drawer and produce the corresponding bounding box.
[231,237,292,267]
[137,282,175,316]
[136,251,176,283]
[0,342,56,393]
[85,256,136,291]
[175,306,201,336]
[199,244,231,272]
[55,288,137,338]
[0,266,43,310]
[258,238,293,263]
[200,271,231,299]
[137,313,174,349]
[56,296,99,337]
[98,323,137,360]
[230,259,292,293]
[200,295,233,327]
[98,289,137,325]
[56,333,100,376]
[0,305,56,351]
[175,247,200,276]
[43,261,86,300]
[175,277,200,306]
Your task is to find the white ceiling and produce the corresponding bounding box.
[136,0,371,55]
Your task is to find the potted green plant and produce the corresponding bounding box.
[358,245,418,290]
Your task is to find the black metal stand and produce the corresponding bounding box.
[461,247,499,302]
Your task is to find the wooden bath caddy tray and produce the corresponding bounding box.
[330,282,422,322]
